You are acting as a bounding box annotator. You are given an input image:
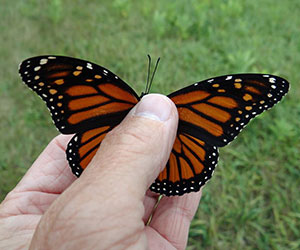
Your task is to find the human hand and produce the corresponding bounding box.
[0,94,203,250]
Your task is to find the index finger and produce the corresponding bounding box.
[12,134,76,195]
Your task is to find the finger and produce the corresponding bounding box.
[145,227,176,250]
[30,94,179,249]
[143,191,160,223]
[80,94,179,200]
[148,190,202,250]
[12,134,75,195]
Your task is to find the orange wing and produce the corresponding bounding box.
[150,133,218,196]
[67,125,113,176]
[169,74,289,147]
[19,55,139,178]
[19,56,139,134]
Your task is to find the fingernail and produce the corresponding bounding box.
[134,94,173,121]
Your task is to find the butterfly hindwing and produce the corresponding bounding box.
[67,125,114,177]
[150,133,219,196]
[19,55,139,134]
[169,74,289,147]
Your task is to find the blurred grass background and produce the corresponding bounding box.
[0,0,299,249]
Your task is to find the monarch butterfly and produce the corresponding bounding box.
[19,55,289,196]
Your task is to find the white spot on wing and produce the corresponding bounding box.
[40,58,48,65]
[87,63,93,69]
[34,66,41,71]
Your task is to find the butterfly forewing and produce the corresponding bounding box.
[169,74,289,147]
[19,56,139,134]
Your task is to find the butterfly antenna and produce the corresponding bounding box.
[147,57,160,94]
[144,54,152,96]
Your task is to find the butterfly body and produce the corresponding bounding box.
[19,55,289,196]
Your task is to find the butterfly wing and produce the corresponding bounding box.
[19,55,140,177]
[150,74,289,196]
[67,125,113,177]
[150,133,219,196]
[169,74,289,147]
[19,56,139,134]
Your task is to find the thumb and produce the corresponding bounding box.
[82,94,178,198]
[29,94,178,249]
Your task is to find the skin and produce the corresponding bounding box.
[0,94,202,250]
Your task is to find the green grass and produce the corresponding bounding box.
[1,0,299,249]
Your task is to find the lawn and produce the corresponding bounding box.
[0,0,299,249]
